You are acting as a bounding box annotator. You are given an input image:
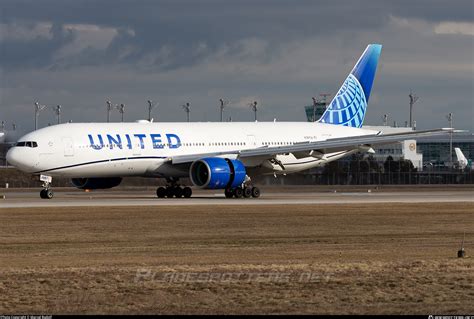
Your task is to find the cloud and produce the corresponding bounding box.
[0,22,79,70]
[56,24,119,56]
[0,0,473,132]
[0,21,53,41]
[434,22,474,36]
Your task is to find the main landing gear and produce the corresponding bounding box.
[156,178,192,198]
[39,175,54,199]
[224,186,260,199]
[155,178,260,200]
[156,186,192,198]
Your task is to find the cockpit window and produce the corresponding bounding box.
[15,141,38,148]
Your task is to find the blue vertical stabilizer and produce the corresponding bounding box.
[318,44,382,128]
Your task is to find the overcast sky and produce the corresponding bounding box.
[1,0,473,134]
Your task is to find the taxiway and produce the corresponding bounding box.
[1,187,473,208]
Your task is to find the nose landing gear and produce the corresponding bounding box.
[40,188,54,199]
[39,175,54,199]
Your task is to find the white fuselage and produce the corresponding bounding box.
[7,121,377,178]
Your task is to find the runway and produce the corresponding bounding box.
[1,187,473,208]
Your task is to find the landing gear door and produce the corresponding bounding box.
[62,137,74,157]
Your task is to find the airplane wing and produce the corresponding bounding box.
[170,128,455,165]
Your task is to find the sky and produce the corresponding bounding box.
[1,0,473,135]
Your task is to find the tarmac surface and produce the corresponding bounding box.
[1,186,473,208]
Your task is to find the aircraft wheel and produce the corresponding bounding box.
[42,189,54,199]
[251,187,261,198]
[243,187,252,198]
[183,187,192,198]
[40,189,53,199]
[234,187,243,198]
[174,187,183,198]
[46,189,54,199]
[156,187,166,198]
[165,187,175,198]
[224,188,233,198]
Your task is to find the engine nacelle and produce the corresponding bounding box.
[190,158,246,189]
[71,177,122,190]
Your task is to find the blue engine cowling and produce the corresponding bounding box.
[71,177,122,190]
[190,158,246,189]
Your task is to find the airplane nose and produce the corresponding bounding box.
[6,147,34,171]
[6,147,20,167]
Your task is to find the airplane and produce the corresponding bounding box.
[6,44,455,199]
[454,147,472,170]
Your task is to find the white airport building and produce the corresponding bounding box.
[363,126,423,169]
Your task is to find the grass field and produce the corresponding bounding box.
[0,203,473,314]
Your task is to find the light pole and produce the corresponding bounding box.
[182,102,190,122]
[147,100,158,122]
[311,97,318,122]
[219,98,229,122]
[34,102,47,130]
[447,112,453,167]
[52,105,61,124]
[250,101,258,121]
[116,104,125,122]
[106,101,113,122]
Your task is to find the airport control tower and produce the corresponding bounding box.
[304,94,330,122]
[304,102,326,122]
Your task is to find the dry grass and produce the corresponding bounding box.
[0,203,473,314]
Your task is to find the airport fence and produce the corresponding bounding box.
[313,171,474,185]
[1,167,473,189]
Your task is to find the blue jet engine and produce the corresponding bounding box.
[190,158,246,189]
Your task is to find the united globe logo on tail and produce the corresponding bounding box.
[318,44,382,128]
[319,74,367,128]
